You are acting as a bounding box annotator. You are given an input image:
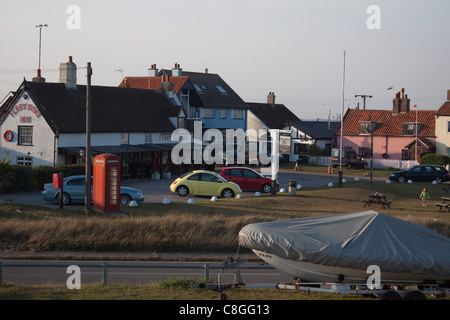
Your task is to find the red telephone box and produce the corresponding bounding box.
[93,153,121,213]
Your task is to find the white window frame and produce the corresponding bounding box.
[18,126,33,145]
[203,108,214,119]
[232,109,244,119]
[17,156,32,166]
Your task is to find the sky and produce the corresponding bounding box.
[0,0,449,120]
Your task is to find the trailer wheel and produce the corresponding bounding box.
[404,290,427,300]
[380,291,402,300]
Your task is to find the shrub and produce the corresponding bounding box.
[419,153,450,166]
[0,159,14,194]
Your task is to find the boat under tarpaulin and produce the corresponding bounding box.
[238,211,450,283]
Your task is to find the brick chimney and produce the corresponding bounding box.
[267,92,276,104]
[392,88,410,115]
[158,75,174,91]
[59,56,77,90]
[172,63,182,77]
[447,89,450,101]
[148,64,158,77]
[32,69,46,83]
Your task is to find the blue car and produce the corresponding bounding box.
[42,175,144,206]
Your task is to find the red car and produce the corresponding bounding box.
[220,167,279,193]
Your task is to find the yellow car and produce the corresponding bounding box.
[170,170,242,198]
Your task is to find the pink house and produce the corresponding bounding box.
[337,89,436,162]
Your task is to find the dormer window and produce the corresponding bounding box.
[402,122,420,135]
[358,121,376,134]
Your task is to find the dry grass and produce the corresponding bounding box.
[0,180,449,254]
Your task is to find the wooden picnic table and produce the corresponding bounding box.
[363,193,391,209]
[435,196,450,212]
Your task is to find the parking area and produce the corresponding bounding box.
[0,168,345,208]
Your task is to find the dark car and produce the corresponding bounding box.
[220,167,279,193]
[331,148,367,169]
[388,165,450,183]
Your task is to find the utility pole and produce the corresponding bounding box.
[339,51,346,187]
[355,95,373,110]
[85,62,92,212]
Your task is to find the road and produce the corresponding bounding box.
[0,168,349,207]
[0,259,292,287]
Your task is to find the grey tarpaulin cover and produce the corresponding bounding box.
[239,210,450,276]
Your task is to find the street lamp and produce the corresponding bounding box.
[35,24,48,77]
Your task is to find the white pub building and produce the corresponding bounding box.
[0,57,186,179]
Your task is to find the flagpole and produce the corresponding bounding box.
[415,102,418,162]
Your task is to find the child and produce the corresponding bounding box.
[419,188,430,207]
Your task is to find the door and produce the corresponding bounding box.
[64,177,85,203]
[242,169,260,190]
[223,169,244,187]
[198,173,223,195]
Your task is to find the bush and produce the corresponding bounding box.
[419,153,450,166]
[0,159,14,194]
[1,164,86,193]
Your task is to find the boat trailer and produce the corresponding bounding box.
[192,255,450,300]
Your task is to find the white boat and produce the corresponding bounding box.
[239,211,450,284]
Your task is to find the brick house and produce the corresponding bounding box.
[337,88,436,162]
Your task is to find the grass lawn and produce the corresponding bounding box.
[0,177,449,300]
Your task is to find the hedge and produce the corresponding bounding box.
[2,164,86,194]
[419,154,450,166]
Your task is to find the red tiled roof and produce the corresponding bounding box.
[436,101,450,116]
[339,108,436,137]
[119,76,189,93]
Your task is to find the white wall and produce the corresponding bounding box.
[0,93,55,166]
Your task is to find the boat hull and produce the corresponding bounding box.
[253,249,449,284]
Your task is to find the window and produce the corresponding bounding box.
[220,109,227,119]
[359,147,370,158]
[17,156,32,166]
[243,170,258,178]
[232,109,244,119]
[67,178,85,186]
[215,85,228,95]
[177,117,185,129]
[447,121,450,133]
[201,173,221,182]
[203,108,214,118]
[402,123,419,135]
[18,126,32,145]
[358,121,371,134]
[226,169,242,177]
[188,173,200,181]
[193,84,204,94]
[121,133,129,145]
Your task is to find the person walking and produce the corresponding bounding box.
[419,188,430,207]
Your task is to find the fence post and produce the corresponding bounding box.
[103,262,108,286]
[204,263,209,281]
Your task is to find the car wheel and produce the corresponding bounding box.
[176,185,189,197]
[120,194,132,205]
[221,188,235,198]
[398,176,406,183]
[435,177,443,184]
[56,192,71,206]
[262,183,272,193]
